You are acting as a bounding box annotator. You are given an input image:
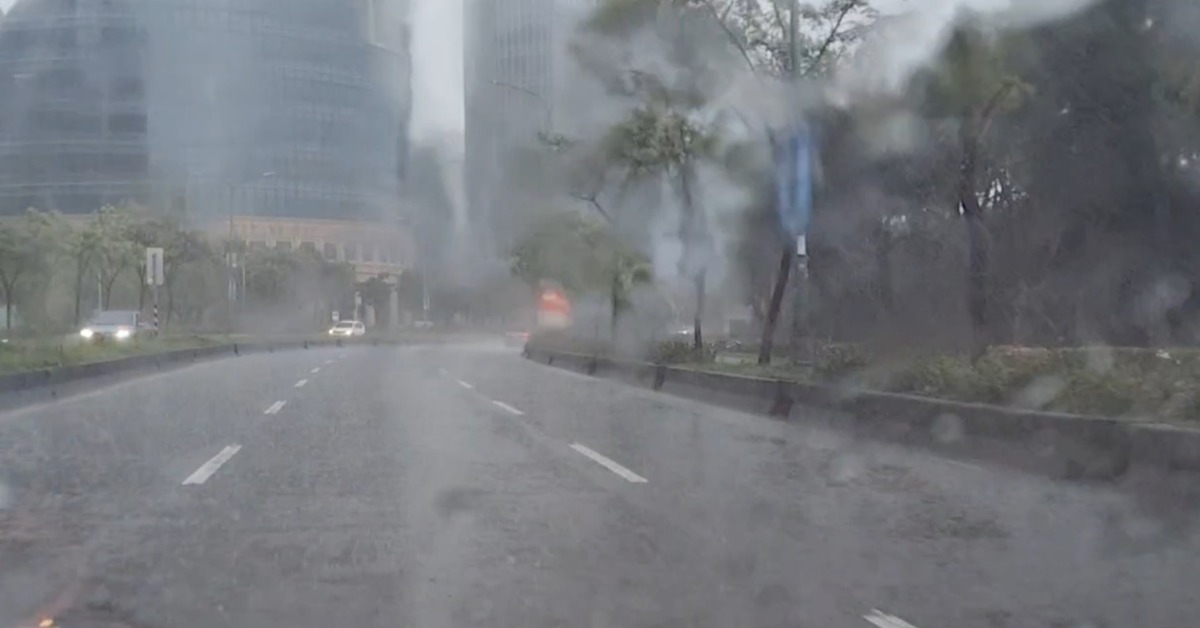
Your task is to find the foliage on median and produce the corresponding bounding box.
[0,335,231,375]
[530,330,1200,424]
[528,329,720,365]
[711,345,1200,424]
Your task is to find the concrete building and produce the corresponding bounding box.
[462,0,592,255]
[0,0,413,277]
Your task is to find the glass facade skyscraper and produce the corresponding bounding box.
[0,0,411,224]
[463,0,591,252]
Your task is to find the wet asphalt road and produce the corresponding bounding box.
[0,342,1197,628]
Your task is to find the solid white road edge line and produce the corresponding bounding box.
[491,400,525,416]
[569,443,648,484]
[295,379,308,388]
[264,400,286,415]
[864,609,920,628]
[311,367,320,374]
[457,380,474,390]
[182,445,242,486]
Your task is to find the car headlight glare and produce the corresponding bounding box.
[115,328,131,339]
[80,328,94,338]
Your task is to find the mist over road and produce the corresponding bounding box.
[0,343,1195,627]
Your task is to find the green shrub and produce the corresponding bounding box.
[648,339,715,365]
[1050,370,1139,416]
[814,343,870,379]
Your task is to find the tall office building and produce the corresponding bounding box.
[463,0,592,255]
[0,0,413,276]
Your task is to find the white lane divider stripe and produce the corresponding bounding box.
[311,367,320,374]
[569,443,647,483]
[264,400,286,415]
[438,368,449,376]
[457,380,474,390]
[182,445,242,485]
[324,359,334,365]
[295,379,308,388]
[491,400,525,416]
[864,609,920,628]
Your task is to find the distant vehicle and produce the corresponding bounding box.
[536,284,571,330]
[80,310,153,342]
[328,320,366,337]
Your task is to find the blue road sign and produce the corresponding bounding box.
[774,121,815,239]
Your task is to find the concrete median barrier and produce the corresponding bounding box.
[0,334,466,412]
[526,347,1200,480]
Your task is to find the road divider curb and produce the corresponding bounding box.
[525,346,1200,481]
[0,336,464,412]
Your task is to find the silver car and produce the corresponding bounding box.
[80,310,153,342]
[328,320,366,337]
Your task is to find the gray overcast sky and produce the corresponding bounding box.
[411,0,464,140]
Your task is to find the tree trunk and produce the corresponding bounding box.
[789,253,810,364]
[166,284,175,327]
[73,262,85,326]
[3,289,11,332]
[102,274,120,309]
[678,160,707,352]
[960,122,989,354]
[693,270,706,350]
[876,231,894,313]
[758,246,792,365]
[610,271,620,342]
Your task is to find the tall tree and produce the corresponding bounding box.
[0,210,60,332]
[650,1,879,363]
[926,27,1028,352]
[92,206,139,310]
[68,218,104,326]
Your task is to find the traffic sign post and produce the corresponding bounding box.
[146,247,164,332]
[774,122,816,364]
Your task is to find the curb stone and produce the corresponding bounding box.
[526,347,1200,481]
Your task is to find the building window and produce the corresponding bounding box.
[276,241,292,252]
[346,243,359,262]
[363,244,375,262]
[323,242,337,260]
[108,113,147,135]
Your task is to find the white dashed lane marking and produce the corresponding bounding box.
[295,379,307,388]
[457,380,474,390]
[491,400,525,416]
[310,367,320,374]
[182,445,242,486]
[864,609,921,628]
[569,443,647,484]
[264,400,286,415]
